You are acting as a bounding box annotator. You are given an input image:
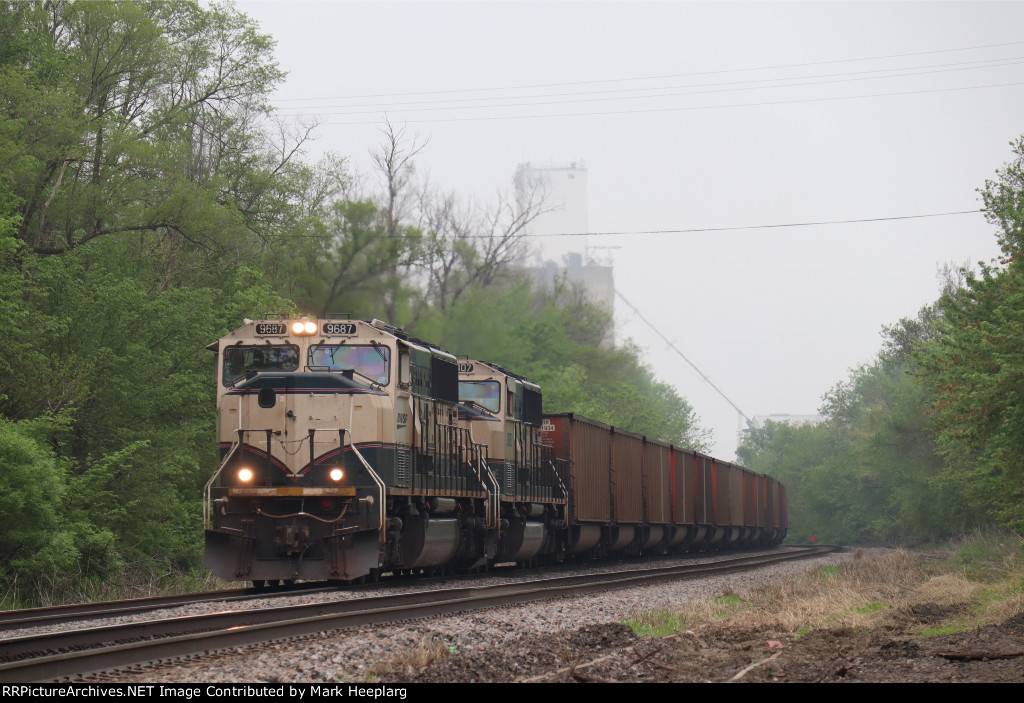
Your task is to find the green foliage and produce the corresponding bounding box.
[0,1,312,597]
[818,564,842,580]
[740,136,1024,543]
[919,624,968,636]
[0,2,710,600]
[918,137,1024,531]
[266,198,423,319]
[713,593,747,617]
[0,416,67,572]
[948,530,1024,580]
[0,0,306,257]
[412,276,709,449]
[0,413,118,600]
[739,307,975,545]
[623,609,692,637]
[5,240,289,570]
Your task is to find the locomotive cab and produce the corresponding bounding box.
[458,360,567,565]
[204,318,398,583]
[204,318,506,583]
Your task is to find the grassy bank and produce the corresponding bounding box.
[625,531,1024,640]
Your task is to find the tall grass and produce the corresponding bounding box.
[1,560,227,610]
[624,531,1024,639]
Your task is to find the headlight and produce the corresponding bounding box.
[291,319,318,335]
[329,468,344,481]
[238,467,254,482]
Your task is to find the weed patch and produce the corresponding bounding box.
[850,602,888,615]
[366,634,452,676]
[920,624,969,637]
[713,592,747,617]
[818,564,842,580]
[624,609,691,637]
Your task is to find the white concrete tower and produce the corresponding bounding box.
[515,161,615,341]
[514,161,589,266]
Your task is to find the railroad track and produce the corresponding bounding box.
[0,563,568,634]
[0,545,840,682]
[0,583,337,634]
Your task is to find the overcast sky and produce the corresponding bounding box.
[236,1,1024,458]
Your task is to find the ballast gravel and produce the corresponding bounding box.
[62,547,854,683]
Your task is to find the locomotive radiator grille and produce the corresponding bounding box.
[397,448,410,483]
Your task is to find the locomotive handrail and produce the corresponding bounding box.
[206,426,387,549]
[203,430,244,530]
[203,394,247,529]
[435,418,491,495]
[336,428,387,549]
[467,439,498,533]
[535,440,569,502]
[482,465,500,534]
[203,427,276,529]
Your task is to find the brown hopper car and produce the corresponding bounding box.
[542,414,786,558]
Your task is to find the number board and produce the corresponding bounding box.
[323,322,357,336]
[458,362,474,374]
[255,322,286,336]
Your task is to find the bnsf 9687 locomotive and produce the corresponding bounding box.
[203,318,786,586]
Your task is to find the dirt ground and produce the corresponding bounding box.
[382,609,1024,683]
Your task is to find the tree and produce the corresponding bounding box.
[291,122,552,326]
[309,198,423,319]
[417,180,548,315]
[1,1,304,259]
[740,305,977,545]
[0,2,324,595]
[918,137,1024,528]
[414,275,710,450]
[369,121,428,322]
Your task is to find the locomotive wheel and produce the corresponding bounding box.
[250,580,267,590]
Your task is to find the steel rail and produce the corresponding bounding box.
[0,584,335,632]
[0,557,560,633]
[0,546,840,683]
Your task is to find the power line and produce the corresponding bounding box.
[318,81,1024,125]
[272,40,1024,103]
[616,289,753,427]
[274,56,1024,115]
[520,210,983,239]
[276,208,983,242]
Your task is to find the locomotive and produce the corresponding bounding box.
[203,317,786,586]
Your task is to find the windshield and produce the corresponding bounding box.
[459,380,501,413]
[222,345,299,386]
[308,344,391,385]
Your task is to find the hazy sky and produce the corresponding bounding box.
[236,1,1024,458]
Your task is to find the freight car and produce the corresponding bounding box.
[203,317,786,585]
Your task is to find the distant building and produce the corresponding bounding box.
[531,252,615,315]
[514,161,588,267]
[738,413,826,445]
[515,161,615,338]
